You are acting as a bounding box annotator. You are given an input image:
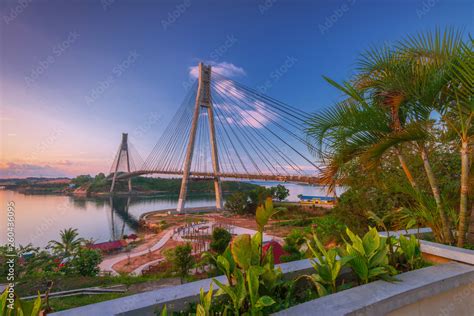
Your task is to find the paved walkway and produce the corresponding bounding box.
[100,222,282,276]
[99,230,174,275]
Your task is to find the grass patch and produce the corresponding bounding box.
[48,293,127,312]
[16,274,169,296]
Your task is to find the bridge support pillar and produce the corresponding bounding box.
[177,63,222,212]
[110,133,133,194]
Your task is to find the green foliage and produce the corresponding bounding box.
[306,234,351,295]
[1,286,42,316]
[281,229,306,263]
[0,244,58,281]
[70,248,102,277]
[224,191,249,215]
[209,228,232,255]
[397,235,423,271]
[225,186,288,215]
[196,284,213,316]
[305,28,472,245]
[199,199,284,315]
[47,228,85,258]
[255,197,281,233]
[71,175,93,187]
[270,184,290,201]
[311,215,346,245]
[165,243,194,279]
[341,227,397,284]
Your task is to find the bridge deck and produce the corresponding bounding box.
[111,170,322,185]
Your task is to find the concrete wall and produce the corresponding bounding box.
[388,282,474,316]
[274,262,474,316]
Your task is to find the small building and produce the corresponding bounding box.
[87,240,127,252]
[298,195,335,205]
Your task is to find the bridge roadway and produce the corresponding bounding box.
[111,170,322,185]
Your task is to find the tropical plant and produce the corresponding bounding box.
[306,28,472,245]
[340,227,397,284]
[0,286,42,316]
[199,198,283,315]
[305,233,351,295]
[438,38,473,246]
[47,228,85,258]
[196,284,214,316]
[281,229,306,263]
[397,234,423,271]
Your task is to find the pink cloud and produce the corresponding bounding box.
[0,162,68,178]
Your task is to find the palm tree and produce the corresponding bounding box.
[47,228,85,257]
[306,29,469,244]
[438,39,473,246]
[396,29,470,245]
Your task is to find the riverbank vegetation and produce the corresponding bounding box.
[0,175,260,195]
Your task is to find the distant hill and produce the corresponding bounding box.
[1,175,260,195]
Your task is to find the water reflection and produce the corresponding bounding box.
[0,183,341,247]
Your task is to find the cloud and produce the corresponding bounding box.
[0,162,68,178]
[214,83,277,129]
[189,61,246,78]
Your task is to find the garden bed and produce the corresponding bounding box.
[49,229,474,316]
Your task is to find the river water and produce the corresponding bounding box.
[0,182,340,247]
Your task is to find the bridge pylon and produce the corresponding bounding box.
[110,133,133,193]
[177,63,223,212]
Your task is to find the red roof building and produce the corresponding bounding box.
[87,240,126,252]
[262,240,287,264]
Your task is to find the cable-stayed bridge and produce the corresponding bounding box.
[108,63,322,212]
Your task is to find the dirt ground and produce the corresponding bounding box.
[112,239,185,274]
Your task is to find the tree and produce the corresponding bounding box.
[210,228,232,254]
[306,28,470,245]
[166,243,194,280]
[224,191,249,214]
[47,228,85,258]
[248,187,273,213]
[71,175,92,186]
[70,248,102,276]
[271,184,289,201]
[438,38,473,246]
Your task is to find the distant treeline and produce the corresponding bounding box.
[74,173,260,194]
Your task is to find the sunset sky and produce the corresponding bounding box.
[1,0,472,178]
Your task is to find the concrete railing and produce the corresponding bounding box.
[274,262,474,316]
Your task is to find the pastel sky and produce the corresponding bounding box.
[0,0,472,178]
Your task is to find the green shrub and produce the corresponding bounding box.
[70,248,102,277]
[224,191,249,215]
[165,243,194,279]
[310,215,346,245]
[281,229,306,263]
[210,228,232,255]
[340,227,397,284]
